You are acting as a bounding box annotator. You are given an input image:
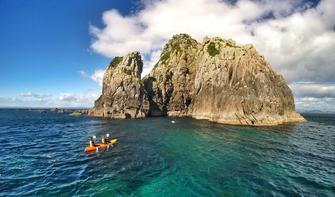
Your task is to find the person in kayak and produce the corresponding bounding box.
[106,133,111,143]
[88,136,96,147]
[101,136,107,144]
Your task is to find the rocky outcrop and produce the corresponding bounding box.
[90,34,305,126]
[191,36,304,125]
[88,52,149,119]
[144,34,198,117]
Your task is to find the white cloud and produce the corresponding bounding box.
[0,97,27,107]
[56,92,99,107]
[289,82,335,112]
[290,82,335,98]
[0,92,99,108]
[252,0,335,82]
[89,0,335,112]
[20,92,52,99]
[57,92,98,106]
[78,70,88,77]
[79,69,105,87]
[59,93,77,102]
[90,69,105,87]
[142,50,161,76]
[295,97,335,113]
[76,93,99,104]
[90,0,335,83]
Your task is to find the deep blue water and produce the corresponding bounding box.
[0,109,334,196]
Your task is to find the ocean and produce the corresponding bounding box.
[0,109,334,196]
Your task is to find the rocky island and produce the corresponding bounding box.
[89,34,305,126]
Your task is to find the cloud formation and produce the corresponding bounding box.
[295,97,335,113]
[89,0,335,112]
[90,0,335,83]
[79,69,105,87]
[289,82,335,112]
[290,82,335,98]
[90,69,105,87]
[58,92,99,107]
[59,93,77,102]
[20,92,52,99]
[0,92,99,108]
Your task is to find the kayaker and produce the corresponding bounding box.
[88,136,96,147]
[101,136,107,144]
[106,133,110,143]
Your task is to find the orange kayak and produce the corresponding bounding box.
[84,139,117,152]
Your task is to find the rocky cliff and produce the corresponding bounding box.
[89,34,305,126]
[88,52,149,119]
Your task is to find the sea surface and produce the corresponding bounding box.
[0,109,334,196]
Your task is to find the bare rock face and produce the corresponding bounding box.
[144,34,198,116]
[90,34,304,126]
[144,34,304,125]
[88,52,149,119]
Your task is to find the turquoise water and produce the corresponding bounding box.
[0,109,334,196]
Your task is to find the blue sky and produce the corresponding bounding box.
[0,0,135,106]
[0,0,334,111]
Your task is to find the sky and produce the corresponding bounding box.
[0,0,334,112]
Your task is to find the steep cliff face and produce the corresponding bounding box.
[144,34,198,116]
[90,34,304,126]
[88,52,149,119]
[144,34,304,125]
[190,37,303,125]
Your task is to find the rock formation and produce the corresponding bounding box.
[88,52,149,119]
[89,34,305,126]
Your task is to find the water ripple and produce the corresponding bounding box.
[0,110,334,196]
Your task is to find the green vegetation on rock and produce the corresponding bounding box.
[159,34,198,64]
[109,56,123,68]
[171,41,182,52]
[207,42,220,57]
[160,51,170,64]
[225,42,239,48]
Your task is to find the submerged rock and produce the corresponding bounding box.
[90,34,305,126]
[69,112,81,116]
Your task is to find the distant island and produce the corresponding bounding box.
[88,34,305,126]
[28,108,88,116]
